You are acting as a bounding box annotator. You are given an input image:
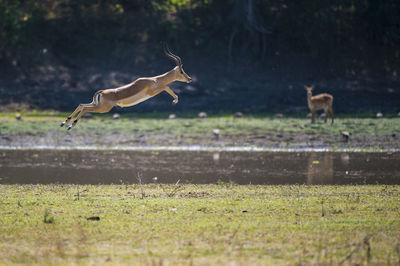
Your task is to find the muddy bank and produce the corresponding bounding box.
[1,130,399,151]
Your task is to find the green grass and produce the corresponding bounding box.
[0,184,399,264]
[0,111,399,137]
[1,111,400,149]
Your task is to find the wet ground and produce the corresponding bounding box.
[0,149,399,185]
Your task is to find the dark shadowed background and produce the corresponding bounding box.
[1,0,399,114]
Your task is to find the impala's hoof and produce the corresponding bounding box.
[67,125,72,130]
[60,122,65,127]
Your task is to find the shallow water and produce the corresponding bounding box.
[0,149,399,185]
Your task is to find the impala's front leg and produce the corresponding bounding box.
[164,86,179,105]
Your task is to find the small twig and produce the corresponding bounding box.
[364,236,371,263]
[162,178,183,197]
[339,242,363,265]
[339,235,371,265]
[229,225,241,241]
[136,172,145,199]
[76,184,80,200]
[136,172,142,185]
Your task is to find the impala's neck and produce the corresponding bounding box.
[155,67,178,86]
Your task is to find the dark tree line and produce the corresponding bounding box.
[1,0,399,75]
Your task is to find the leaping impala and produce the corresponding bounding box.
[60,45,192,130]
[305,85,334,124]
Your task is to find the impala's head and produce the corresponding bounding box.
[304,85,314,94]
[164,44,192,83]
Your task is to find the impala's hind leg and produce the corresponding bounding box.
[61,103,94,128]
[60,104,85,127]
[61,91,103,128]
[67,104,113,130]
[65,103,97,130]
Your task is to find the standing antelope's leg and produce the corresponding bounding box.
[164,86,179,105]
[329,106,334,125]
[311,111,316,123]
[324,108,329,123]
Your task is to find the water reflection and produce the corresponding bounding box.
[0,150,399,185]
[213,152,220,164]
[340,153,350,164]
[307,153,333,185]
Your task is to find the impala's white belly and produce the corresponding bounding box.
[117,91,153,107]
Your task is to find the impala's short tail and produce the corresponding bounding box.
[93,90,103,105]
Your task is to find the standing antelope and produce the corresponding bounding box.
[305,85,334,124]
[60,45,192,130]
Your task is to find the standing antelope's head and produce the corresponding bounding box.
[164,44,192,83]
[304,85,314,94]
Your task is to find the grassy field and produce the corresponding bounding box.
[1,111,400,264]
[0,111,400,150]
[0,184,399,265]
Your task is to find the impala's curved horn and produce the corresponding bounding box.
[164,43,182,68]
